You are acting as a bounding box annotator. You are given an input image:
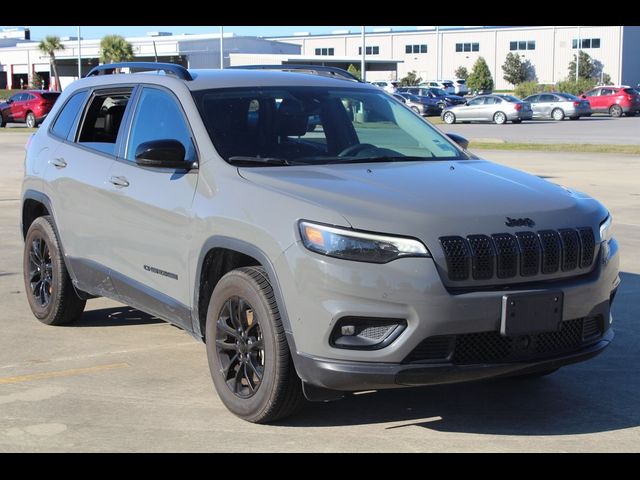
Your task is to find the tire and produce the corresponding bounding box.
[0,114,6,128]
[23,216,86,325]
[551,108,565,121]
[609,105,623,117]
[443,111,456,124]
[205,266,304,423]
[25,112,36,128]
[493,111,507,125]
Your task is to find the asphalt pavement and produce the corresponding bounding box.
[0,131,638,452]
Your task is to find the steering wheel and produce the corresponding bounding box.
[338,143,377,157]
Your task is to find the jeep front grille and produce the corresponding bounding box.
[404,316,604,365]
[439,227,595,282]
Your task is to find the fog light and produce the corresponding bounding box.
[330,317,407,350]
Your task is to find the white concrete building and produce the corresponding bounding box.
[0,28,300,90]
[269,26,640,89]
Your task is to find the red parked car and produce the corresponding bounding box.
[581,86,640,117]
[0,90,61,128]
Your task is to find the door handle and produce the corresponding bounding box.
[50,158,67,169]
[109,176,130,188]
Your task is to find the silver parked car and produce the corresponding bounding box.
[523,92,592,121]
[442,94,533,124]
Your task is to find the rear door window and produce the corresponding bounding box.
[51,90,89,140]
[540,94,556,103]
[77,89,133,156]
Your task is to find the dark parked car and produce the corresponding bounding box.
[398,87,465,107]
[0,90,60,128]
[395,92,443,116]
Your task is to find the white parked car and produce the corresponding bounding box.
[450,79,469,96]
[420,80,456,95]
[371,81,399,94]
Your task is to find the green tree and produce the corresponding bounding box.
[399,70,422,86]
[502,52,529,86]
[467,57,494,94]
[99,35,134,64]
[347,64,361,81]
[30,72,46,90]
[568,50,595,80]
[38,36,65,92]
[454,66,468,80]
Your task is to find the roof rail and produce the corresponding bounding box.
[86,62,193,81]
[228,64,361,82]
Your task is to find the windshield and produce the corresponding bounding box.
[192,86,465,166]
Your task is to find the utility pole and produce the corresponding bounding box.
[77,26,82,79]
[436,26,439,80]
[220,26,224,69]
[361,26,366,82]
[576,25,581,82]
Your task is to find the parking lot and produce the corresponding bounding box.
[1,129,639,452]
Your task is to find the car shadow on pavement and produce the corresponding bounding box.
[281,271,639,436]
[72,306,164,327]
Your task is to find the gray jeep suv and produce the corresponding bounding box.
[21,63,620,423]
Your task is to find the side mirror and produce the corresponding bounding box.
[446,133,469,150]
[135,139,195,169]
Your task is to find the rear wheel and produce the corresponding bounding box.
[609,104,623,117]
[23,216,86,325]
[443,111,456,124]
[551,108,565,121]
[206,266,304,423]
[493,111,507,125]
[25,112,36,128]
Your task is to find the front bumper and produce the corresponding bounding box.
[295,329,613,391]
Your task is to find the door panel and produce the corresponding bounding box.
[105,86,198,323]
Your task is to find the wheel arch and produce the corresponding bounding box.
[22,190,53,240]
[192,237,294,345]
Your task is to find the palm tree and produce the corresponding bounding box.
[38,36,65,91]
[99,35,134,64]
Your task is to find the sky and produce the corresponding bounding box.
[1,26,432,40]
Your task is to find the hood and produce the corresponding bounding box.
[239,159,607,284]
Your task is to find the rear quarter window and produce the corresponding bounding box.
[51,91,89,140]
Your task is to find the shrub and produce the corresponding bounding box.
[514,81,545,99]
[556,78,597,96]
[454,66,468,80]
[399,71,422,86]
[467,57,494,93]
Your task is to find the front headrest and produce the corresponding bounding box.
[276,98,310,137]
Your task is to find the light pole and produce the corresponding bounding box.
[220,26,224,69]
[361,26,366,82]
[77,26,82,79]
[576,25,581,82]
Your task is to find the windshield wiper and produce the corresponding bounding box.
[228,156,291,166]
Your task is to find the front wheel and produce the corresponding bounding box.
[493,111,507,125]
[205,266,304,423]
[23,216,86,325]
[443,111,456,124]
[25,112,36,128]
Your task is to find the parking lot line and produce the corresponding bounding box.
[0,363,129,385]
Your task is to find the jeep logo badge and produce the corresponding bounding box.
[505,217,535,228]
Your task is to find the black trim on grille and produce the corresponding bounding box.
[440,227,595,282]
[515,231,540,277]
[578,228,595,268]
[467,235,495,280]
[559,228,580,271]
[404,317,604,365]
[440,236,470,281]
[492,233,518,279]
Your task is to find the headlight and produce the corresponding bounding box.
[298,221,431,263]
[599,214,613,242]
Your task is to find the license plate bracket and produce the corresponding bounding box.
[501,291,563,337]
